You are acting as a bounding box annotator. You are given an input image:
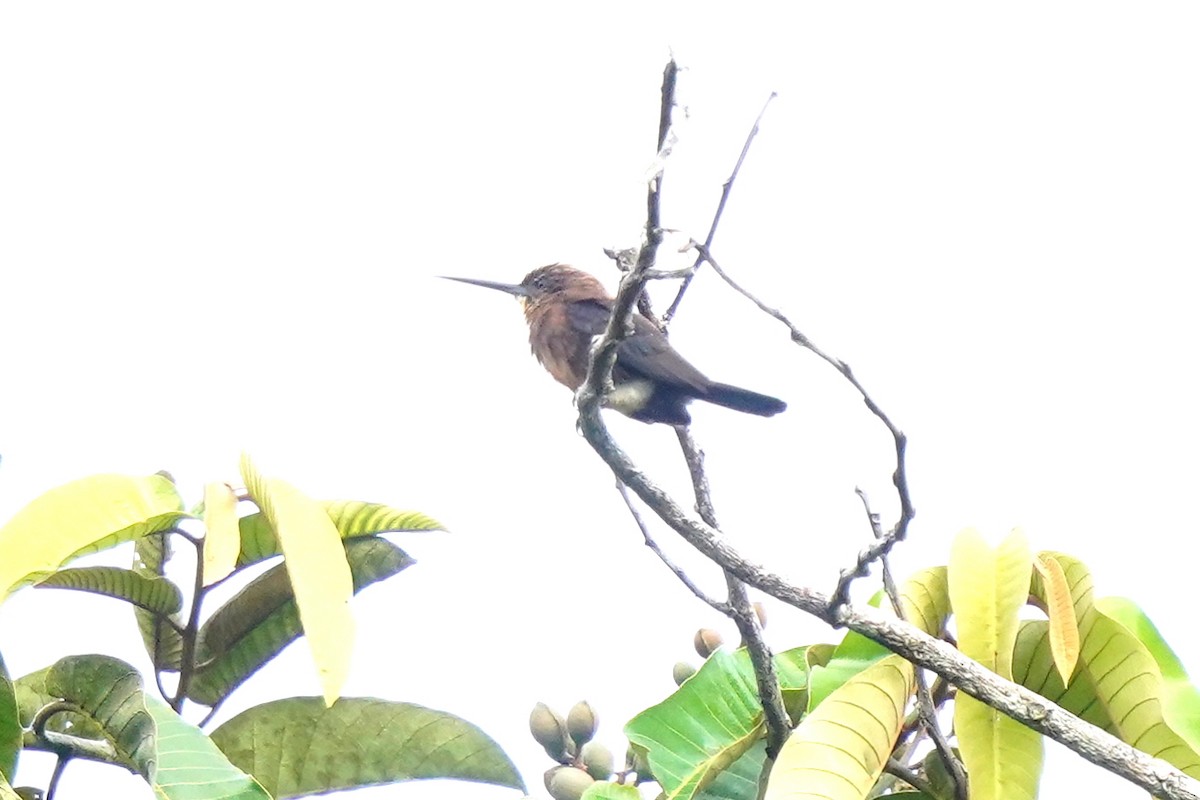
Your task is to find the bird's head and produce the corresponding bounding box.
[441,264,608,308]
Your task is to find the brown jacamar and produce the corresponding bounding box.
[443,264,787,425]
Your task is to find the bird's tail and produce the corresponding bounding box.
[702,383,787,417]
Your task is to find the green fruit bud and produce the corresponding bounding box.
[547,766,595,800]
[567,700,598,746]
[626,744,653,780]
[16,789,45,800]
[694,628,723,658]
[580,741,615,780]
[530,702,570,762]
[544,766,566,795]
[672,661,697,686]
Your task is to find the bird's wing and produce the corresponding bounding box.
[565,299,712,392]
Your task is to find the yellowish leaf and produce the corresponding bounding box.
[0,474,183,599]
[239,453,354,706]
[764,655,913,800]
[899,565,950,636]
[1016,556,1200,777]
[954,692,1043,800]
[1033,553,1079,685]
[202,482,241,587]
[949,528,1041,800]
[949,528,1031,676]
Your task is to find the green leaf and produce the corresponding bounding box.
[806,630,890,713]
[1013,620,1114,731]
[146,697,270,800]
[209,697,523,798]
[14,664,106,750]
[237,501,443,568]
[763,654,913,800]
[34,566,183,615]
[694,740,766,800]
[0,473,185,598]
[188,537,413,707]
[1013,554,1200,778]
[625,648,811,800]
[134,533,185,671]
[1096,596,1200,751]
[0,655,18,783]
[239,454,353,706]
[582,781,643,800]
[773,647,814,724]
[45,655,157,781]
[13,667,68,732]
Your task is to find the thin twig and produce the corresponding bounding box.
[885,758,938,797]
[675,427,791,758]
[615,480,729,613]
[638,59,678,326]
[859,489,966,800]
[662,92,777,325]
[198,699,224,729]
[578,64,677,407]
[687,241,914,608]
[46,752,68,800]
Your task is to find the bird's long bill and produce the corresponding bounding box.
[440,275,529,297]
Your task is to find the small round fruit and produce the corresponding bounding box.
[548,766,595,800]
[530,702,570,762]
[580,741,615,780]
[672,661,697,686]
[694,628,723,658]
[567,700,598,746]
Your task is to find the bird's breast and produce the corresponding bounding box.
[527,303,591,390]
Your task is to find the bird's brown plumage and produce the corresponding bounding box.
[444,264,787,425]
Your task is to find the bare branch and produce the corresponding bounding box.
[885,758,938,797]
[675,427,791,758]
[575,401,1200,800]
[589,61,791,759]
[578,62,678,408]
[576,56,1200,800]
[662,91,777,325]
[687,242,914,607]
[615,480,729,614]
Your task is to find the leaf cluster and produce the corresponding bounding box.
[567,530,1200,800]
[0,466,524,799]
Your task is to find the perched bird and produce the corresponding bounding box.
[443,264,787,425]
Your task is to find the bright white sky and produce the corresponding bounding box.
[1,3,1198,799]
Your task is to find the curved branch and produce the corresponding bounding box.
[575,401,1200,800]
[687,242,914,606]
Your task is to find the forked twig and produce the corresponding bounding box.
[685,241,914,607]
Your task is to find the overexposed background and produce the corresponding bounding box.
[2,3,1198,798]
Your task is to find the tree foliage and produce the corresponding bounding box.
[0,465,523,799]
[523,533,1200,800]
